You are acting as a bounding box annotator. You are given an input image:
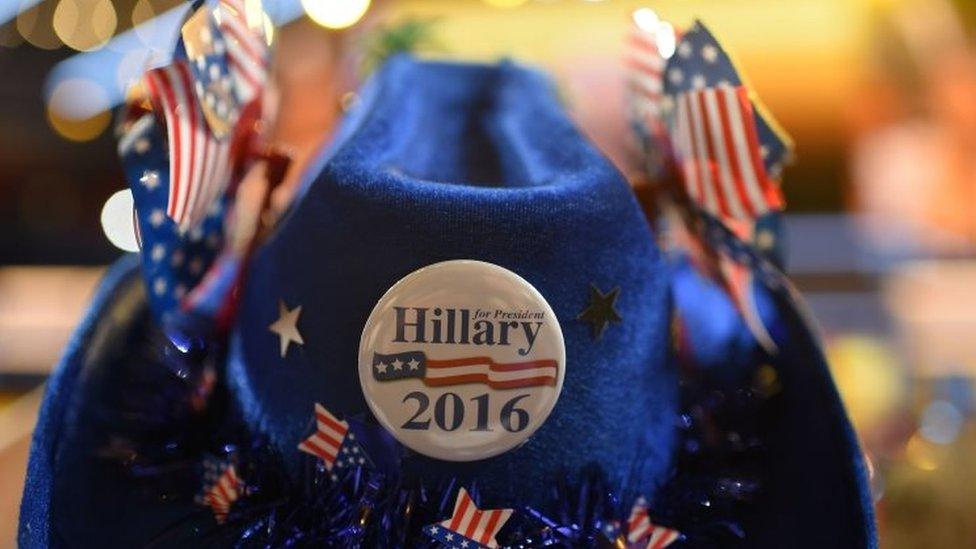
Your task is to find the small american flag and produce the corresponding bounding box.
[424,488,513,549]
[626,497,681,549]
[670,83,782,221]
[116,0,272,329]
[197,462,244,524]
[624,10,673,179]
[664,21,793,180]
[372,351,558,390]
[145,61,233,234]
[217,0,270,104]
[297,404,372,480]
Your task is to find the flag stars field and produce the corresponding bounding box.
[140,169,160,190]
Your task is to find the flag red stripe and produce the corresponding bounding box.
[426,357,557,371]
[695,92,730,218]
[174,63,198,225]
[626,32,659,55]
[315,409,348,435]
[449,491,472,532]
[227,53,262,90]
[716,87,756,218]
[480,509,503,544]
[423,374,556,390]
[220,18,267,68]
[624,55,663,77]
[146,69,182,222]
[463,507,483,540]
[736,88,783,209]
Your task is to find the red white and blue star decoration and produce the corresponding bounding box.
[196,461,246,524]
[626,497,681,549]
[297,403,373,481]
[115,0,274,333]
[424,488,513,549]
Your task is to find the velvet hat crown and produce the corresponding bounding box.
[228,55,676,506]
[20,51,877,548]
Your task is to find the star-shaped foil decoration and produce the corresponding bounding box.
[424,488,513,549]
[269,299,304,357]
[577,284,622,340]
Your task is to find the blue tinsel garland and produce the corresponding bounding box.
[91,311,777,548]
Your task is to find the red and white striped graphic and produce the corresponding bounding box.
[424,357,558,390]
[627,498,681,549]
[437,488,513,549]
[145,62,232,233]
[297,403,349,470]
[218,0,269,104]
[671,84,783,221]
[625,21,667,119]
[201,464,243,524]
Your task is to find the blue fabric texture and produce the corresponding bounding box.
[671,257,877,547]
[228,56,676,508]
[18,56,875,547]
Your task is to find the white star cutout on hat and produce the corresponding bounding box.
[269,300,304,358]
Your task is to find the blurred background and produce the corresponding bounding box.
[1,0,975,546]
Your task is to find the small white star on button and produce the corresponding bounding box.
[678,41,693,58]
[375,362,389,374]
[668,68,684,85]
[444,533,454,542]
[692,74,707,89]
[392,359,403,371]
[269,300,304,358]
[407,359,420,370]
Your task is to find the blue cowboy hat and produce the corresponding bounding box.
[20,56,875,548]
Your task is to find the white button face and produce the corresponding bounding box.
[359,260,566,462]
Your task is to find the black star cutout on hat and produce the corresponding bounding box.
[577,284,622,340]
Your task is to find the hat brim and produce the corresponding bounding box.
[19,255,876,548]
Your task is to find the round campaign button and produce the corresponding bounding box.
[358,260,566,461]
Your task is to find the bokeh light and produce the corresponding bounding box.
[302,0,371,29]
[919,400,964,445]
[131,0,158,46]
[17,1,61,50]
[631,8,676,59]
[46,78,111,141]
[481,0,529,8]
[0,20,26,48]
[828,336,906,433]
[53,0,117,51]
[905,433,940,472]
[101,190,140,252]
